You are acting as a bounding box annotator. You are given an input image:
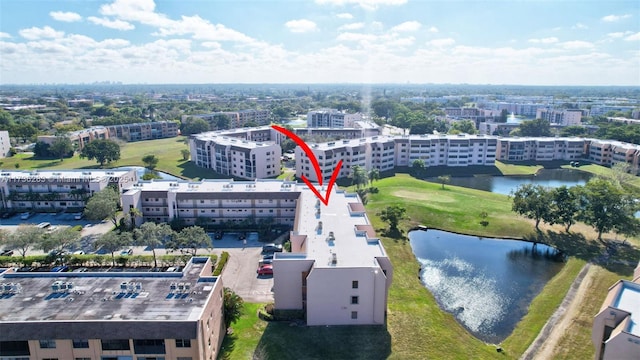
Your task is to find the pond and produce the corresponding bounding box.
[410,229,565,343]
[113,166,181,181]
[429,168,591,195]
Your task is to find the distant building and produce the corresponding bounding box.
[590,105,636,117]
[536,108,582,126]
[0,169,138,212]
[293,121,381,140]
[105,121,179,141]
[0,131,11,158]
[592,262,640,359]
[193,109,271,128]
[38,127,110,150]
[307,109,362,128]
[0,257,226,360]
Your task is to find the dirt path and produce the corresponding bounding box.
[519,263,592,360]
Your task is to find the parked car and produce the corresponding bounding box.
[257,264,273,275]
[51,265,69,272]
[74,212,84,220]
[37,222,51,229]
[73,250,85,255]
[262,243,283,254]
[20,212,32,220]
[120,249,133,256]
[72,267,88,273]
[0,249,14,256]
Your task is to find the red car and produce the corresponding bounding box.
[257,264,273,275]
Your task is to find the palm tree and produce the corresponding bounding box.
[368,168,380,185]
[351,165,368,189]
[223,287,244,329]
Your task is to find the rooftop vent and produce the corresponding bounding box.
[331,252,337,265]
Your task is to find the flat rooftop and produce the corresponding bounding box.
[190,134,276,148]
[0,258,216,322]
[290,186,387,268]
[614,280,640,336]
[125,179,299,194]
[0,169,133,181]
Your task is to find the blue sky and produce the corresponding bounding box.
[0,0,638,85]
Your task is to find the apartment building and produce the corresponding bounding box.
[295,134,497,183]
[496,138,586,162]
[589,105,636,117]
[0,169,138,212]
[293,121,381,140]
[586,139,640,175]
[0,130,11,158]
[478,122,520,136]
[190,133,281,180]
[307,109,362,128]
[444,107,481,118]
[122,180,299,226]
[193,109,270,128]
[536,108,582,126]
[105,121,179,141]
[38,127,110,151]
[592,262,640,359]
[0,257,226,360]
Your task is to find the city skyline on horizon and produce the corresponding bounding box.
[1,0,639,86]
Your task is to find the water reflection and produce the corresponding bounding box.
[410,229,565,343]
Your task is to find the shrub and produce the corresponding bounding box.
[213,251,229,276]
[71,225,83,231]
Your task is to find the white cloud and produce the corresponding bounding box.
[337,32,376,42]
[602,14,632,22]
[528,37,559,44]
[88,16,135,30]
[285,19,318,33]
[315,0,407,11]
[338,22,365,31]
[390,21,421,32]
[336,13,353,19]
[19,26,64,40]
[428,38,455,47]
[428,26,439,33]
[625,32,640,41]
[560,40,594,50]
[571,23,588,30]
[50,11,82,22]
[0,32,11,38]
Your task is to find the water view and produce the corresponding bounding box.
[113,166,181,181]
[410,229,565,343]
[432,168,592,195]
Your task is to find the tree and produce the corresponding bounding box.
[378,205,406,231]
[11,123,38,143]
[223,287,244,329]
[450,120,478,134]
[95,231,131,266]
[134,222,176,268]
[519,119,551,137]
[577,178,637,241]
[180,117,210,135]
[368,168,380,185]
[511,184,552,230]
[180,149,190,161]
[39,227,81,255]
[169,226,211,256]
[84,187,120,226]
[350,165,368,189]
[141,154,159,170]
[2,225,45,259]
[49,136,73,161]
[548,185,581,232]
[437,175,451,190]
[80,139,121,166]
[410,159,425,177]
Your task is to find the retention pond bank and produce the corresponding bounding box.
[409,229,565,343]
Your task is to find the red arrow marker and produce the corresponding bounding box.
[272,125,343,206]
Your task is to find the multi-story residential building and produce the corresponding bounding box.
[478,122,520,136]
[606,117,640,126]
[190,133,281,180]
[536,108,583,126]
[496,137,586,162]
[586,139,640,175]
[193,109,271,128]
[105,121,179,141]
[0,130,11,158]
[122,179,393,326]
[0,257,226,360]
[293,121,381,141]
[591,262,640,360]
[295,134,497,183]
[444,107,481,119]
[589,105,636,117]
[38,127,110,150]
[0,169,138,212]
[307,109,362,128]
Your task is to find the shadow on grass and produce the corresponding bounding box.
[253,322,391,360]
[218,331,238,360]
[379,227,405,241]
[176,161,236,180]
[524,230,639,276]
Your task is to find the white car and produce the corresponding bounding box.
[74,213,84,220]
[20,212,32,220]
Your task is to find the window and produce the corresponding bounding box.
[175,339,191,348]
[351,311,358,319]
[73,339,89,348]
[76,358,91,360]
[101,339,130,351]
[177,357,193,360]
[39,340,56,349]
[133,339,165,354]
[352,280,358,289]
[351,296,359,305]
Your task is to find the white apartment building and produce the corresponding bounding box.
[193,109,271,128]
[586,139,640,175]
[307,109,362,128]
[589,105,636,117]
[496,138,586,162]
[122,180,393,326]
[296,134,497,183]
[190,133,281,180]
[0,169,138,212]
[0,130,10,158]
[536,108,583,126]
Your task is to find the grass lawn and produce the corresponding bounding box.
[219,303,267,360]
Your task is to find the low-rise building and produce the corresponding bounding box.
[0,257,226,360]
[105,121,179,141]
[0,169,138,212]
[307,109,362,128]
[38,127,110,150]
[193,109,271,128]
[0,130,11,158]
[592,262,640,359]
